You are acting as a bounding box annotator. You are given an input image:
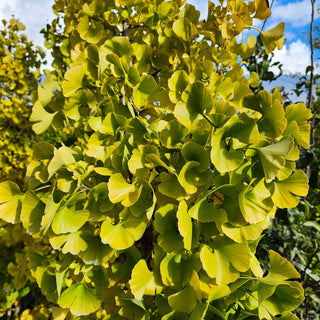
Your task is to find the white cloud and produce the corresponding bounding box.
[270,0,320,27]
[271,39,316,75]
[0,0,55,48]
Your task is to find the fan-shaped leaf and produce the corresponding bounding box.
[58,284,103,316]
[0,181,23,224]
[257,137,294,182]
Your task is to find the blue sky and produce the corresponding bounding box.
[0,0,319,75]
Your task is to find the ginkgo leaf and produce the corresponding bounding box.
[108,173,142,207]
[133,75,159,107]
[168,70,189,103]
[62,65,85,97]
[30,101,57,134]
[178,161,200,194]
[283,103,312,148]
[62,232,88,255]
[154,204,184,252]
[100,215,147,250]
[270,170,309,208]
[0,181,23,224]
[104,36,133,57]
[38,71,57,106]
[79,234,115,265]
[185,82,214,118]
[189,199,227,223]
[222,219,270,243]
[215,239,251,272]
[255,90,287,138]
[211,113,258,173]
[200,245,239,285]
[33,267,58,303]
[256,251,304,319]
[21,191,45,235]
[177,201,192,251]
[257,137,294,182]
[158,173,186,201]
[119,299,149,320]
[51,206,90,234]
[239,179,275,224]
[260,22,285,54]
[160,251,201,289]
[77,15,104,43]
[181,142,209,172]
[168,285,197,313]
[58,284,103,316]
[231,34,256,59]
[255,0,271,20]
[173,17,197,41]
[129,259,161,299]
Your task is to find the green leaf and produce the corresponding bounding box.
[104,36,133,57]
[239,179,275,224]
[222,219,270,243]
[255,90,287,139]
[168,285,197,313]
[119,299,149,320]
[30,101,58,134]
[283,103,312,148]
[100,215,147,250]
[21,191,45,235]
[77,15,104,43]
[62,232,88,255]
[303,221,320,233]
[211,113,258,173]
[58,284,103,316]
[168,70,189,103]
[129,259,162,299]
[133,75,159,107]
[158,173,187,201]
[177,201,192,251]
[154,204,184,252]
[0,181,23,224]
[79,234,115,265]
[185,82,213,119]
[181,142,209,172]
[52,205,90,234]
[257,137,294,182]
[173,18,197,41]
[189,199,227,223]
[108,173,142,207]
[34,267,58,302]
[270,170,309,209]
[200,245,239,285]
[160,251,201,289]
[260,22,285,54]
[162,311,188,320]
[38,71,57,106]
[62,65,85,97]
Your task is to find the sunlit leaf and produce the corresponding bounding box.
[257,137,294,182]
[100,215,147,250]
[58,284,103,316]
[129,259,162,299]
[270,170,309,208]
[0,181,23,224]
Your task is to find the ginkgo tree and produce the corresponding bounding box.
[0,0,312,319]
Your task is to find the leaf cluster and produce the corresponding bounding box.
[0,1,312,319]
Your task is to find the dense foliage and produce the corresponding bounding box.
[0,18,44,184]
[0,0,313,319]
